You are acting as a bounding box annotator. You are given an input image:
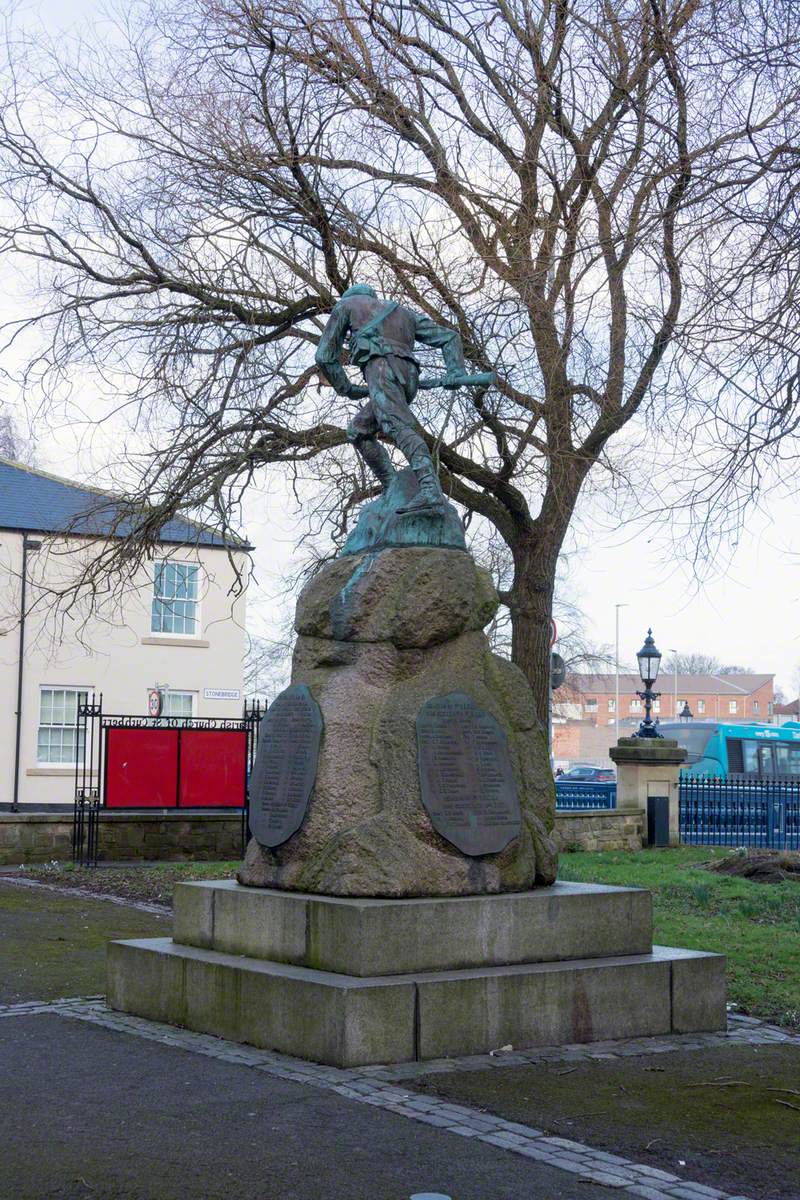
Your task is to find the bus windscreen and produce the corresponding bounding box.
[657,723,716,764]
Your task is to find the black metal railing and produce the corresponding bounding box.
[72,787,100,866]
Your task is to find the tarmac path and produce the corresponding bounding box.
[0,1012,602,1200]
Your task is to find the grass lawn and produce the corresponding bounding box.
[0,881,169,1004]
[559,847,800,1029]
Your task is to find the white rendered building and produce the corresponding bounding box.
[0,457,249,807]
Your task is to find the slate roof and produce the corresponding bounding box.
[562,672,774,696]
[0,457,248,548]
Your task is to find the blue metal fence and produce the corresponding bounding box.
[679,775,800,850]
[553,774,800,850]
[555,781,617,810]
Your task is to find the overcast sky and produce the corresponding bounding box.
[6,0,800,698]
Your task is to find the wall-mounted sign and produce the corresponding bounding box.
[147,688,163,718]
[203,688,241,701]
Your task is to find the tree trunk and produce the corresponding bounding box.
[508,536,559,739]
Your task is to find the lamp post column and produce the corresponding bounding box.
[615,604,627,742]
[611,627,687,846]
[12,534,42,812]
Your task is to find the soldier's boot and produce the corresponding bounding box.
[396,448,446,515]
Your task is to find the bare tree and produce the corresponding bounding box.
[0,407,15,459]
[662,652,757,675]
[662,651,722,675]
[0,400,33,463]
[244,630,293,699]
[1,0,799,721]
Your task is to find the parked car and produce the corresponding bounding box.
[557,766,616,783]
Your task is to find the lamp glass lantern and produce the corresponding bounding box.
[636,629,662,687]
[633,627,663,738]
[679,701,693,722]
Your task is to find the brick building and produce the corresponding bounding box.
[552,672,775,768]
[774,698,800,725]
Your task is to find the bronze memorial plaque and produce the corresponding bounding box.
[248,684,323,848]
[416,691,521,856]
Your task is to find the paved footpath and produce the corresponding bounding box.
[2,1006,603,1200]
[2,995,795,1200]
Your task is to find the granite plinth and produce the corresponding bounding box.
[107,937,725,1068]
[108,879,726,1067]
[172,880,653,976]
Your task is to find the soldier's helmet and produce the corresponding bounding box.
[341,283,378,300]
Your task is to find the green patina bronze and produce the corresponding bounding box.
[315,284,494,555]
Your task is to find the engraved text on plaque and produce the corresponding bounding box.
[416,691,521,856]
[248,684,323,848]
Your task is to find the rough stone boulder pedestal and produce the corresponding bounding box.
[238,545,557,897]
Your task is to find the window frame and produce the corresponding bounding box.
[37,686,90,767]
[729,699,738,714]
[150,559,202,639]
[160,690,197,719]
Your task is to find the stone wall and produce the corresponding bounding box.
[0,811,244,866]
[0,808,642,866]
[552,809,644,853]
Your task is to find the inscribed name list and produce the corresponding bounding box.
[248,684,323,848]
[416,691,521,856]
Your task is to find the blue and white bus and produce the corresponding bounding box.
[658,720,800,779]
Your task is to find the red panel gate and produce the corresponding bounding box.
[105,726,249,808]
[105,728,179,808]
[177,729,248,808]
[72,697,263,864]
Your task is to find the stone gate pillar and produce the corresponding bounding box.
[609,737,687,847]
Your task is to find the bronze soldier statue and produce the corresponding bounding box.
[315,284,491,516]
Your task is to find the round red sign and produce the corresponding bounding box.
[147,689,163,718]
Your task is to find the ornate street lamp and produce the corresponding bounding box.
[634,628,663,738]
[679,701,693,722]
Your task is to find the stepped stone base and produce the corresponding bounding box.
[107,881,726,1067]
[172,880,653,975]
